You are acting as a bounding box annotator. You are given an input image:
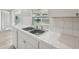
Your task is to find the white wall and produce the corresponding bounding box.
[12,9,32,26]
[50,17,79,37]
[0,11,1,30]
[48,9,79,17]
[22,9,32,26]
[1,10,10,30]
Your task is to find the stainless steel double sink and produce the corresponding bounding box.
[22,27,45,35]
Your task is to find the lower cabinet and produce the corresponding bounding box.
[12,29,79,49]
[39,40,56,49]
[18,31,38,49]
[17,31,56,49]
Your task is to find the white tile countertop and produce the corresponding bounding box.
[12,25,79,49]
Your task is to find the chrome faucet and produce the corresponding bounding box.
[40,26,43,30]
[34,25,43,30]
[35,25,38,29]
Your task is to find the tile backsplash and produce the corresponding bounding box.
[50,17,79,37]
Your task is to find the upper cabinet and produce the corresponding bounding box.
[48,9,79,17]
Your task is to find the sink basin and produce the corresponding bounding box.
[22,27,46,35]
[22,27,34,31]
[30,29,45,35]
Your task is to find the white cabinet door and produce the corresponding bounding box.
[75,37,79,49]
[39,40,56,49]
[17,31,23,49]
[48,9,77,17]
[22,32,38,49]
[18,31,38,49]
[11,28,18,48]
